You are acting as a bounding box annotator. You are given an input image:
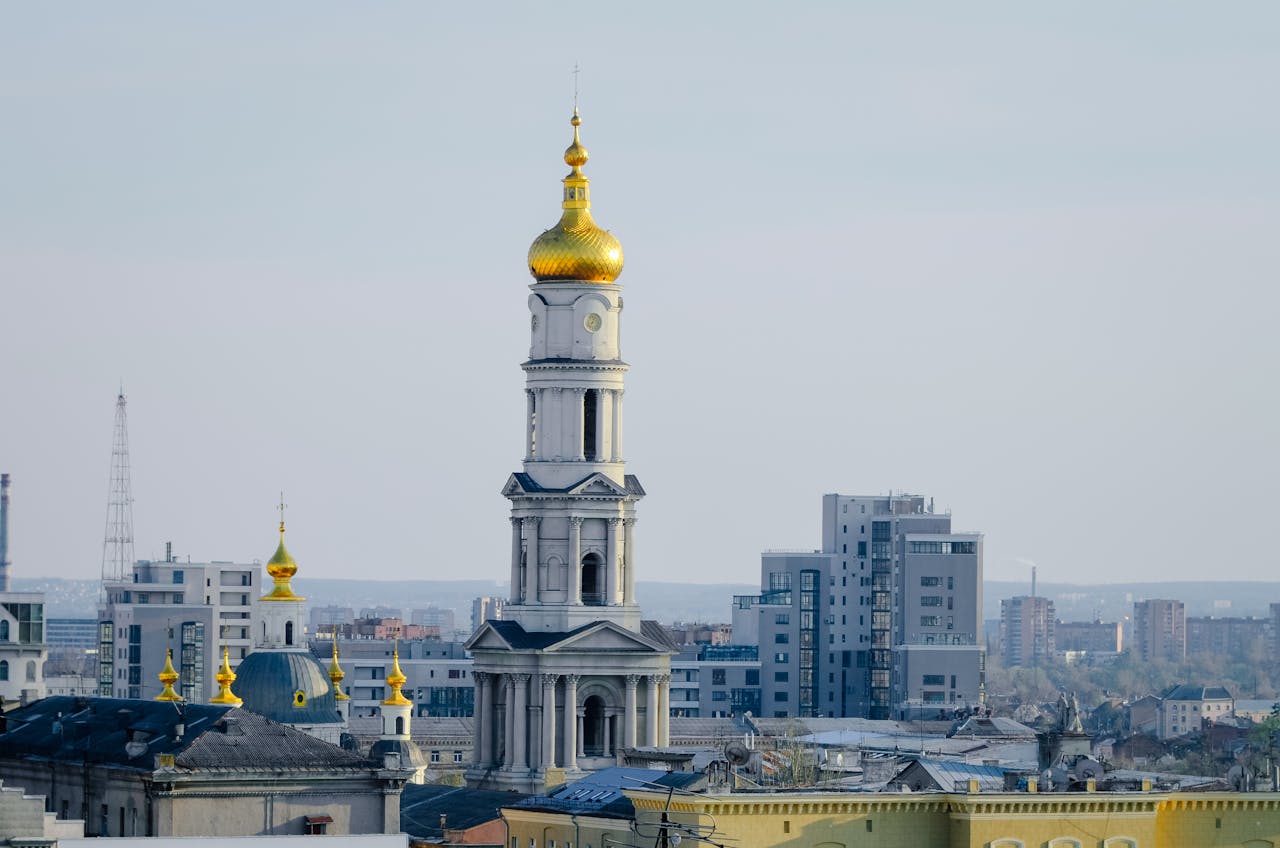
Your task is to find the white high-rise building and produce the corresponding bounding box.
[466,109,674,793]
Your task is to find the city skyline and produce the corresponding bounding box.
[2,4,1277,586]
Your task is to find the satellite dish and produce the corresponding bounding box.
[125,741,148,759]
[669,836,682,847]
[725,742,751,765]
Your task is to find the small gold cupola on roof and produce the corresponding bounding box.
[155,648,183,702]
[329,637,350,702]
[527,108,624,284]
[262,518,305,602]
[209,645,242,706]
[382,645,412,707]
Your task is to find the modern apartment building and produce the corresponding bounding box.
[325,637,474,719]
[669,645,761,719]
[999,596,1056,667]
[1132,599,1186,663]
[740,493,984,720]
[1185,616,1268,660]
[98,556,258,700]
[1054,619,1122,660]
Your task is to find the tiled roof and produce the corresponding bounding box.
[177,709,369,771]
[1162,685,1233,701]
[511,767,703,819]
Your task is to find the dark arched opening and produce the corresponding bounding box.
[285,620,294,646]
[583,390,598,460]
[581,552,603,605]
[0,620,9,641]
[395,715,405,735]
[583,695,606,756]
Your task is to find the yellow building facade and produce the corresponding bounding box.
[503,790,1280,848]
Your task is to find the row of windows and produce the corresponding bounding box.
[429,750,465,763]
[908,540,976,555]
[0,660,37,681]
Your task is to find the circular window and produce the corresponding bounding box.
[584,313,602,332]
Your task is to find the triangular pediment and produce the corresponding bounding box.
[464,622,513,652]
[547,621,666,654]
[565,473,629,498]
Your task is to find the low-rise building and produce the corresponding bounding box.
[1158,684,1234,739]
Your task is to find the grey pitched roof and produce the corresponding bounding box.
[484,619,673,653]
[508,472,645,497]
[1162,685,1234,701]
[640,620,679,651]
[0,696,366,773]
[400,784,531,839]
[889,758,1009,792]
[950,717,1037,739]
[176,709,369,771]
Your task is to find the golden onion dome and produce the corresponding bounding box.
[382,647,412,707]
[210,646,243,706]
[155,648,183,702]
[262,520,305,602]
[328,638,350,701]
[528,109,624,284]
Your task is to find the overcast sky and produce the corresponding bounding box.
[2,3,1277,589]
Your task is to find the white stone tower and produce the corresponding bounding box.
[466,109,674,793]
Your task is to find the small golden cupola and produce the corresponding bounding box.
[382,646,412,707]
[155,648,183,702]
[262,519,305,602]
[527,109,624,283]
[209,646,243,706]
[329,639,350,701]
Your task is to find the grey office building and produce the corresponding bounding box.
[738,493,984,720]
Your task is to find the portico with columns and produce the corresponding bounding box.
[465,108,674,793]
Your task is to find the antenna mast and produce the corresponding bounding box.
[101,390,136,583]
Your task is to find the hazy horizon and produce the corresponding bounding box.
[2,3,1277,586]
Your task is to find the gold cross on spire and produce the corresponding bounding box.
[277,491,287,533]
[572,62,581,112]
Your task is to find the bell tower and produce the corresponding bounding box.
[503,107,642,634]
[467,109,674,793]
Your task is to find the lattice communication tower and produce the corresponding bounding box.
[101,390,135,583]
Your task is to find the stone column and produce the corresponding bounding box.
[576,712,585,757]
[623,519,637,604]
[524,517,540,604]
[509,519,522,604]
[573,388,585,461]
[603,712,612,757]
[624,675,639,749]
[503,675,515,769]
[526,389,536,458]
[541,674,557,769]
[563,674,579,770]
[473,671,490,766]
[537,388,550,459]
[611,389,623,461]
[594,388,607,460]
[605,518,621,605]
[549,387,563,459]
[568,517,583,605]
[645,674,660,746]
[658,675,671,746]
[512,674,529,769]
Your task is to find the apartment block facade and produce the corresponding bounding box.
[1133,598,1186,663]
[999,596,1056,667]
[739,494,984,720]
[98,557,258,700]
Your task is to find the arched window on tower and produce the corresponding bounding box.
[583,390,598,460]
[285,621,294,646]
[395,716,405,735]
[0,660,8,680]
[581,552,603,605]
[0,620,9,641]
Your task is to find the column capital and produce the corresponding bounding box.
[541,673,559,688]
[569,516,585,527]
[524,516,542,525]
[474,671,490,684]
[647,673,669,685]
[512,673,531,684]
[572,387,586,396]
[623,518,637,527]
[625,674,641,688]
[608,517,622,526]
[564,673,581,685]
[551,386,563,394]
[510,516,521,526]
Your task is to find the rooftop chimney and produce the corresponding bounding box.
[0,473,11,591]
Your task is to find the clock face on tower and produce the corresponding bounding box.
[584,313,602,333]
